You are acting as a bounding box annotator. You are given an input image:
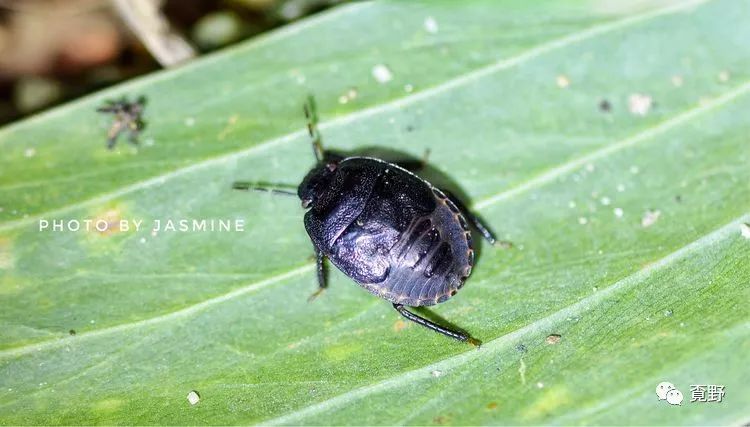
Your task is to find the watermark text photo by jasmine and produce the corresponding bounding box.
[37,218,246,233]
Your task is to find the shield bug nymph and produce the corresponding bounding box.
[234,97,496,344]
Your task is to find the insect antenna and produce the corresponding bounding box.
[304,95,325,162]
[232,182,297,197]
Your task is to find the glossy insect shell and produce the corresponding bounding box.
[299,157,474,307]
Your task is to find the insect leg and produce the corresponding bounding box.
[106,121,124,150]
[393,303,479,345]
[304,95,325,162]
[442,190,497,245]
[232,182,297,197]
[127,124,141,146]
[308,247,327,302]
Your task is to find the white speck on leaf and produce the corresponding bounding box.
[556,75,570,88]
[184,117,195,127]
[424,16,439,34]
[600,197,611,206]
[431,370,442,377]
[578,217,588,225]
[628,93,652,116]
[641,209,661,227]
[338,88,358,104]
[614,207,624,218]
[568,201,576,208]
[585,163,595,172]
[740,223,750,239]
[536,382,545,389]
[187,390,200,405]
[24,148,36,158]
[404,84,414,93]
[372,64,393,83]
[519,358,527,385]
[617,183,626,192]
[664,309,674,317]
[630,165,640,174]
[718,70,730,82]
[671,75,683,87]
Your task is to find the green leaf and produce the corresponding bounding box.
[1,0,749,424]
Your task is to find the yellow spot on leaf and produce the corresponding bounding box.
[0,236,13,270]
[521,385,571,421]
[93,398,124,412]
[325,343,361,361]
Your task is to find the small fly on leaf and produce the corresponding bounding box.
[97,96,147,149]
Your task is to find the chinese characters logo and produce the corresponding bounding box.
[656,382,725,406]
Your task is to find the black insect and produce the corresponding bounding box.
[234,97,496,344]
[96,96,147,149]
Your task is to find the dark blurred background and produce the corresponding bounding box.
[0,0,344,126]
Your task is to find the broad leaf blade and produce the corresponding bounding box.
[1,0,749,425]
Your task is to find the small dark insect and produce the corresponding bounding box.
[599,99,612,112]
[96,96,147,149]
[233,97,496,344]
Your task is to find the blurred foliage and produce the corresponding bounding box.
[0,0,344,125]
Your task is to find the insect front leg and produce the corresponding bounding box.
[392,303,479,346]
[304,96,325,162]
[308,247,327,302]
[442,190,497,245]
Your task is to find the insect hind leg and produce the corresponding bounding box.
[392,303,479,346]
[442,190,497,245]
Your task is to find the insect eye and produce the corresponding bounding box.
[326,163,337,172]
